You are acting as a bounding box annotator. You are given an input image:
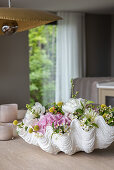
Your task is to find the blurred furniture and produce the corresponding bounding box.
[73,77,114,104]
[97,82,114,106]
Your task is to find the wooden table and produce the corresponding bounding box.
[0,137,114,170]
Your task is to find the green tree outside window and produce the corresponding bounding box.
[29,25,57,106]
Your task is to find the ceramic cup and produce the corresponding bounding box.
[17,110,26,120]
[0,104,18,123]
[0,123,13,140]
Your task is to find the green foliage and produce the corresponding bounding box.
[99,105,114,126]
[29,25,57,106]
[26,104,34,113]
[73,108,84,118]
[86,100,94,105]
[25,126,28,131]
[17,122,24,129]
[46,101,64,115]
[92,123,99,128]
[71,79,79,98]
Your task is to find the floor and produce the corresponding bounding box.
[0,137,114,170]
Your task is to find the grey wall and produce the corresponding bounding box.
[86,14,111,77]
[0,31,30,109]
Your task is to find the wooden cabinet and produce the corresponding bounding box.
[97,82,114,105]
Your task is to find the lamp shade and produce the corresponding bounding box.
[0,8,62,35]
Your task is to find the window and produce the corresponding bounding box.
[29,24,57,106]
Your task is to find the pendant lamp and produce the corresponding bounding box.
[0,0,62,35]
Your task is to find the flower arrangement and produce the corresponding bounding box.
[13,81,114,155]
[13,102,71,136]
[62,98,99,132]
[98,104,114,126]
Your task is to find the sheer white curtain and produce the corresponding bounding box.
[56,12,86,103]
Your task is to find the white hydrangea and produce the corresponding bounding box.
[25,110,34,120]
[25,102,45,120]
[62,98,86,116]
[32,102,45,115]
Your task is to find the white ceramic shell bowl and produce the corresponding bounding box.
[17,116,114,155]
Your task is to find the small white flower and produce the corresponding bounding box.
[84,108,97,120]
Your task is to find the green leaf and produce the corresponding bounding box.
[25,126,28,131]
[55,128,59,133]
[35,113,40,118]
[104,110,109,114]
[88,118,91,122]
[111,108,114,112]
[85,120,89,126]
[86,100,94,105]
[60,126,64,133]
[108,122,114,126]
[77,114,83,118]
[22,122,24,126]
[76,109,83,114]
[17,124,23,129]
[92,123,99,128]
[108,118,113,124]
[52,122,54,129]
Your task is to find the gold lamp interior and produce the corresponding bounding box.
[0,0,62,35]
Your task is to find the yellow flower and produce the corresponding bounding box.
[49,107,54,113]
[34,125,39,131]
[101,104,106,108]
[102,113,107,118]
[28,128,33,133]
[57,101,63,107]
[13,120,18,125]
